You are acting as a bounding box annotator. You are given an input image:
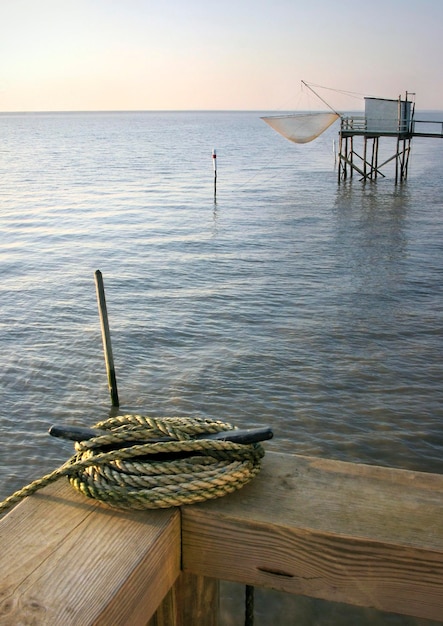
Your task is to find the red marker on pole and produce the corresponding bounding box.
[212,148,217,198]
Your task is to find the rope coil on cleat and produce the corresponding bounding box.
[68,415,266,509]
[0,415,270,515]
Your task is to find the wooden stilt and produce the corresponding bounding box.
[363,136,367,179]
[349,136,354,179]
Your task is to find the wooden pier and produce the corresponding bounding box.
[1,451,442,624]
[337,94,443,184]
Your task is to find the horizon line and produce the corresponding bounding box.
[1,107,442,116]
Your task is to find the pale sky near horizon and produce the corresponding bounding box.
[1,0,442,112]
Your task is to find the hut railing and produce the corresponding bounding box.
[341,116,367,131]
[412,119,443,136]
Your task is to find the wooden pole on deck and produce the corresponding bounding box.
[94,270,119,407]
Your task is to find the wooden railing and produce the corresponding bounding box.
[1,452,442,624]
[341,116,367,131]
[341,116,443,138]
[412,119,443,136]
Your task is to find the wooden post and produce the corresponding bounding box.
[94,270,119,407]
[212,149,217,199]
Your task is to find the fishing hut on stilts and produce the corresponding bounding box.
[262,82,443,184]
[338,94,415,184]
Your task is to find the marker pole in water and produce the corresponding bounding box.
[212,148,217,198]
[94,270,119,407]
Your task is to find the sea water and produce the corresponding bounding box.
[1,110,442,625]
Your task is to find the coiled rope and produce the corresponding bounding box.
[0,415,266,515]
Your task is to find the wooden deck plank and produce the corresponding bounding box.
[181,452,443,621]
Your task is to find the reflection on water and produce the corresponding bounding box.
[334,185,408,293]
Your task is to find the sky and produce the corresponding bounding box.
[1,0,442,112]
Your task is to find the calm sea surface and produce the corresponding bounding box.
[1,111,442,625]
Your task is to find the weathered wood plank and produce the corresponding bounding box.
[0,479,180,625]
[181,452,443,621]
